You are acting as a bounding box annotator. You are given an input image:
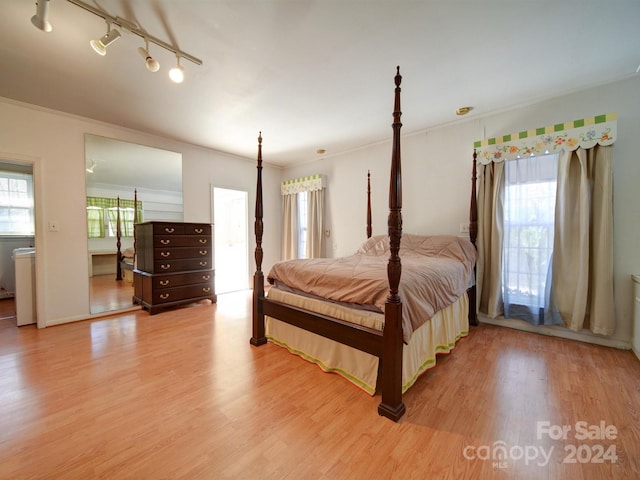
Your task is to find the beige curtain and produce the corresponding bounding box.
[281,193,298,260]
[306,188,324,258]
[549,145,615,334]
[476,161,505,319]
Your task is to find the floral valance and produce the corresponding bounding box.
[281,174,325,196]
[474,113,617,164]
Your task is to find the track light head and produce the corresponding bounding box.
[169,56,184,83]
[90,28,121,56]
[138,46,160,72]
[169,65,184,83]
[31,0,52,33]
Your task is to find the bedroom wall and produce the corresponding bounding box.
[283,75,640,351]
[0,97,282,327]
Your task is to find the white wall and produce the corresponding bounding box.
[0,98,281,327]
[283,76,640,349]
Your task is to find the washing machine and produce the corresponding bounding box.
[13,247,36,326]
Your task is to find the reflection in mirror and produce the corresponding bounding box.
[85,134,183,314]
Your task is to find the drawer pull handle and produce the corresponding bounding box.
[199,250,208,256]
[160,239,171,245]
[160,280,170,286]
[161,264,171,270]
[199,239,208,244]
[195,228,203,234]
[202,275,211,281]
[202,287,211,293]
[160,293,170,300]
[161,251,171,257]
[199,261,208,267]
[164,227,175,233]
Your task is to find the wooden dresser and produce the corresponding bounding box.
[133,221,217,314]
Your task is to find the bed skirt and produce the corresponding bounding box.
[265,288,469,395]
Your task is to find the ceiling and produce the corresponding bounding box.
[1,0,639,167]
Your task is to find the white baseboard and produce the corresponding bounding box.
[479,315,632,350]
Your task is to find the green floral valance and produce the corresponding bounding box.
[474,113,617,164]
[281,174,325,196]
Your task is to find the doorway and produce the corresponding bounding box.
[213,187,249,294]
[0,160,36,327]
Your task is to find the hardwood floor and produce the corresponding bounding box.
[0,291,638,479]
[89,274,137,315]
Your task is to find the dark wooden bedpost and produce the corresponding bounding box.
[378,66,406,422]
[366,170,372,238]
[116,196,123,281]
[251,132,268,346]
[468,150,479,326]
[133,189,138,269]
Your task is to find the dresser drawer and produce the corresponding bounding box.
[153,283,215,304]
[152,270,214,289]
[185,224,211,236]
[152,223,186,235]
[153,257,212,273]
[153,235,211,248]
[153,246,211,261]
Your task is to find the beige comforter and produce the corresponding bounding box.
[267,234,477,342]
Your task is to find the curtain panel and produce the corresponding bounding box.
[474,114,617,335]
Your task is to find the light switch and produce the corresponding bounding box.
[49,221,60,232]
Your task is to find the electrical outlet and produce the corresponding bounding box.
[459,223,470,233]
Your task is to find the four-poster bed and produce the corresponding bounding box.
[251,67,478,421]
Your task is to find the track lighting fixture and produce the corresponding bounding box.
[169,56,185,83]
[56,0,202,82]
[90,25,122,56]
[31,0,52,33]
[138,41,160,72]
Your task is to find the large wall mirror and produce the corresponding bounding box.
[85,134,183,315]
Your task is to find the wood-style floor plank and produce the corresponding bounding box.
[0,290,638,479]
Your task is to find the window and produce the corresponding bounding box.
[86,197,142,238]
[281,174,325,260]
[0,171,34,235]
[502,153,558,323]
[297,191,308,259]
